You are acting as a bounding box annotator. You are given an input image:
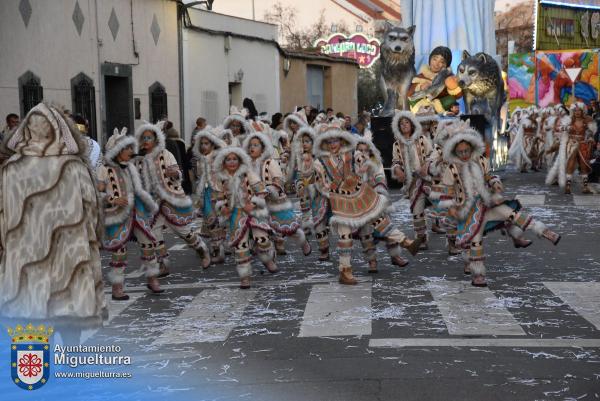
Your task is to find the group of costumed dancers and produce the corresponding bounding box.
[508,102,597,194]
[97,104,563,297]
[0,102,565,333]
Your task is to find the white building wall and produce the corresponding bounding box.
[183,9,280,141]
[0,0,180,145]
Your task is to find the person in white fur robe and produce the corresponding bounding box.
[0,103,104,327]
[439,129,561,287]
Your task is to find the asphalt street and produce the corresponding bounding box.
[5,171,600,401]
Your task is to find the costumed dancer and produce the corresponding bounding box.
[408,46,462,114]
[313,124,421,285]
[354,136,415,272]
[213,146,277,288]
[193,128,228,264]
[281,109,309,187]
[439,128,561,287]
[98,128,163,300]
[390,111,434,249]
[242,130,312,257]
[428,119,472,255]
[566,102,594,194]
[224,106,254,144]
[287,125,332,260]
[545,115,571,188]
[0,103,105,322]
[135,121,211,277]
[508,110,542,172]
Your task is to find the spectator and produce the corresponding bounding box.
[344,115,358,134]
[335,112,345,119]
[191,117,207,136]
[164,121,193,194]
[588,141,600,183]
[71,113,102,170]
[326,108,334,121]
[242,98,258,121]
[1,113,19,142]
[308,108,318,125]
[271,113,283,130]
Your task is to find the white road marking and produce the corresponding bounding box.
[81,293,143,343]
[573,195,600,206]
[152,288,257,345]
[544,282,600,330]
[428,280,525,336]
[168,243,189,251]
[515,194,546,206]
[369,338,600,348]
[299,281,372,337]
[104,276,339,293]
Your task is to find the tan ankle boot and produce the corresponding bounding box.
[111,284,129,301]
[401,238,421,256]
[240,276,251,289]
[339,267,357,285]
[542,229,561,245]
[368,260,378,273]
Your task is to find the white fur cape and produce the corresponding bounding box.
[212,146,269,219]
[440,131,502,218]
[545,131,568,188]
[313,128,357,159]
[135,121,192,208]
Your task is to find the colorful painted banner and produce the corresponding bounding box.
[508,53,536,112]
[535,50,599,107]
[314,33,380,68]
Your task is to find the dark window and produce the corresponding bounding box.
[71,73,97,140]
[149,82,167,123]
[18,71,43,116]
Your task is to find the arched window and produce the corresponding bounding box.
[71,73,97,140]
[18,71,43,116]
[149,82,167,123]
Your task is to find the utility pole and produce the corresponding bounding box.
[252,0,255,20]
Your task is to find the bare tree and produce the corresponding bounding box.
[264,2,348,50]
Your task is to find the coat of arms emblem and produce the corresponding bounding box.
[8,323,53,390]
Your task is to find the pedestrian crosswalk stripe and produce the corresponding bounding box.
[81,294,143,343]
[572,195,600,206]
[515,194,546,206]
[299,281,372,337]
[152,288,257,345]
[428,280,525,336]
[168,244,189,251]
[91,280,600,345]
[368,338,600,348]
[544,282,600,330]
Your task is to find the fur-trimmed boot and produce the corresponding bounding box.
[274,236,287,255]
[339,266,358,285]
[582,176,593,194]
[401,237,422,256]
[158,257,170,278]
[530,220,561,245]
[565,178,572,194]
[193,238,211,269]
[508,225,532,248]
[237,262,252,289]
[211,243,225,265]
[144,261,164,294]
[389,245,409,267]
[469,259,487,287]
[109,266,129,301]
[462,252,471,275]
[258,246,278,273]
